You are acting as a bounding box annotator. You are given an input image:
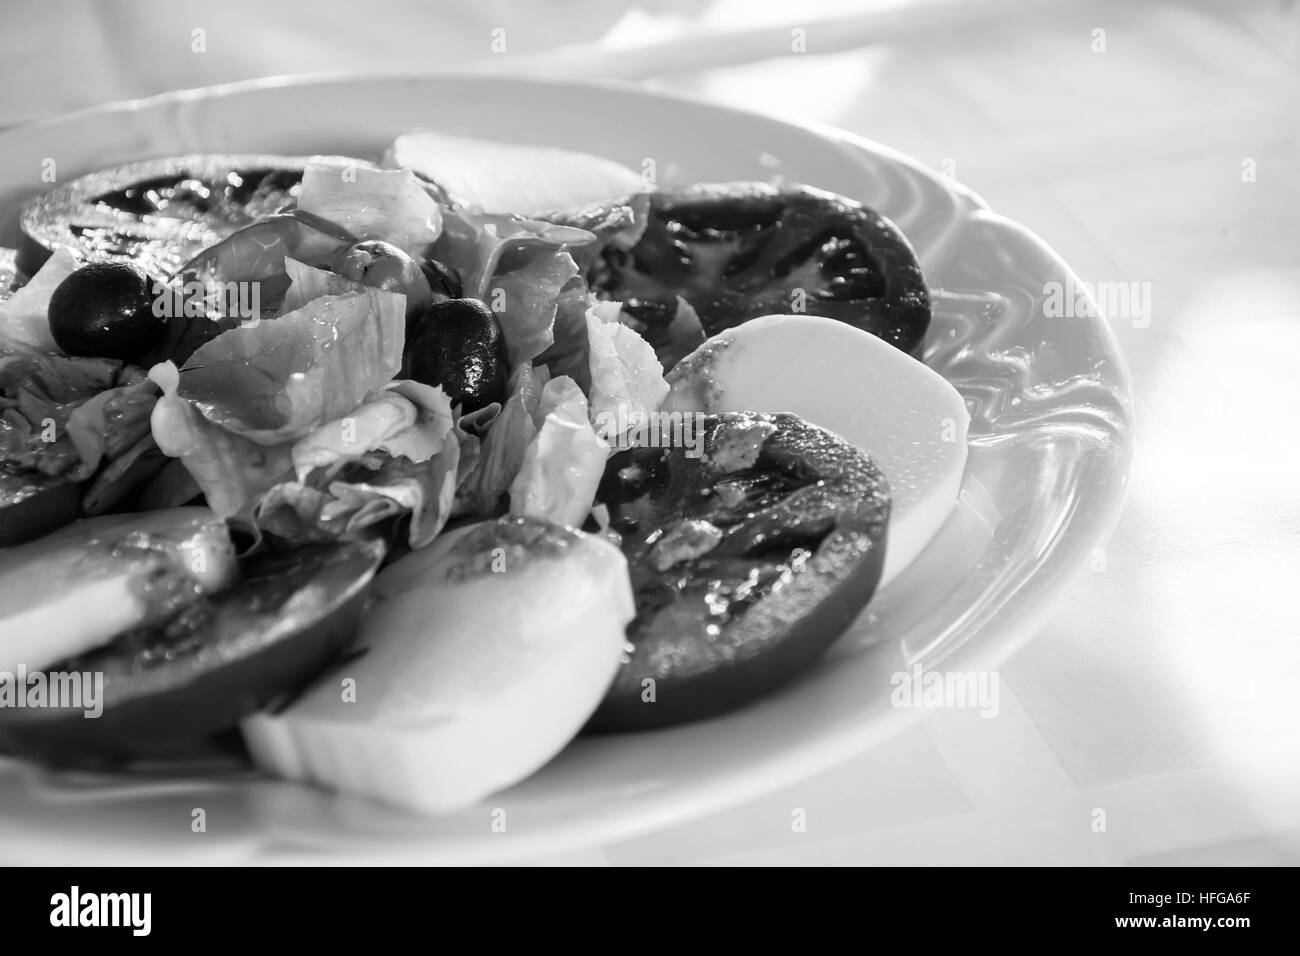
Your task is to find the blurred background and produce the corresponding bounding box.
[2,0,1298,864]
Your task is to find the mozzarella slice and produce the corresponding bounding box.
[663,314,968,585]
[384,131,643,213]
[241,517,635,814]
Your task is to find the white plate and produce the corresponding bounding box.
[0,74,1133,864]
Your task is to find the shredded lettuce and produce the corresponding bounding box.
[508,375,608,528]
[0,249,77,352]
[297,164,443,257]
[176,287,405,445]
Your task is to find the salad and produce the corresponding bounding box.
[0,131,968,813]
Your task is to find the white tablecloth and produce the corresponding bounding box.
[3,0,1297,865]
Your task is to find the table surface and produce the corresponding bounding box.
[2,0,1297,866]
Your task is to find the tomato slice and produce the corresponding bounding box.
[593,183,931,361]
[17,154,372,278]
[0,538,385,766]
[587,412,890,731]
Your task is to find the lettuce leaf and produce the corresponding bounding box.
[296,164,443,257]
[289,379,454,481]
[258,441,460,549]
[431,209,594,300]
[153,360,454,528]
[447,400,501,516]
[0,347,135,476]
[453,395,494,463]
[176,287,404,445]
[460,363,542,515]
[585,303,669,443]
[64,376,158,480]
[279,256,368,315]
[0,347,123,403]
[508,375,607,528]
[135,458,202,511]
[0,248,76,352]
[487,248,579,366]
[536,278,594,391]
[381,380,457,463]
[81,433,169,517]
[533,194,649,276]
[148,361,294,519]
[289,392,410,481]
[254,483,332,541]
[182,211,354,286]
[171,212,357,348]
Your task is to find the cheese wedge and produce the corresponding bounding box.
[242,517,635,814]
[663,314,968,585]
[384,131,643,213]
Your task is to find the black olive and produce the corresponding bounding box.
[47,261,165,361]
[406,298,508,413]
